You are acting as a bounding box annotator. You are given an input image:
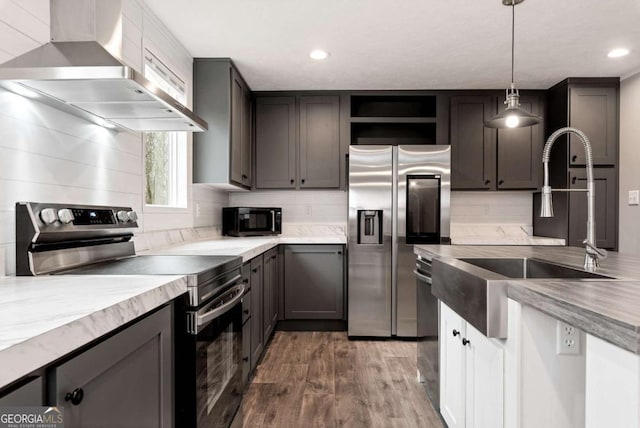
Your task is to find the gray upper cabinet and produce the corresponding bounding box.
[284,245,344,320]
[193,58,252,189]
[255,95,342,190]
[450,95,497,190]
[299,96,340,188]
[569,86,618,166]
[49,305,173,428]
[255,97,297,189]
[497,94,544,189]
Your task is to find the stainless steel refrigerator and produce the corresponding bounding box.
[348,145,451,337]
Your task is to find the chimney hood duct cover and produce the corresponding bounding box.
[0,41,208,132]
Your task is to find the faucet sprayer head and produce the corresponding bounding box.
[540,185,554,218]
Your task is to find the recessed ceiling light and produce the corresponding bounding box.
[608,48,630,58]
[309,49,329,60]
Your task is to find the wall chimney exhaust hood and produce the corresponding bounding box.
[0,1,207,133]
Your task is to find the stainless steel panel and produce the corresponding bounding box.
[0,42,207,132]
[391,147,399,335]
[348,146,392,337]
[396,145,451,337]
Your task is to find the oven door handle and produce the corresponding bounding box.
[197,283,246,328]
[198,273,242,304]
[413,269,432,285]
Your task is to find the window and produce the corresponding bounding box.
[144,52,188,208]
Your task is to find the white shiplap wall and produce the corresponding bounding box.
[0,0,228,275]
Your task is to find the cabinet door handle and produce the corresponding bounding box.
[242,174,248,180]
[337,251,342,255]
[252,268,258,273]
[301,178,306,184]
[484,179,491,185]
[572,176,577,185]
[462,338,471,346]
[452,329,460,337]
[271,255,277,260]
[243,357,249,363]
[498,180,504,185]
[65,388,84,405]
[290,179,294,184]
[244,309,249,315]
[572,155,578,162]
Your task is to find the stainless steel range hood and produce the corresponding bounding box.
[0,1,207,132]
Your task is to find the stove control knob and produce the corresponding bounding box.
[58,208,75,224]
[127,211,138,222]
[116,211,130,223]
[39,208,58,225]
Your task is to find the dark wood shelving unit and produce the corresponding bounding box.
[350,95,439,145]
[350,117,437,124]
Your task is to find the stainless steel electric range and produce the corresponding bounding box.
[16,201,245,428]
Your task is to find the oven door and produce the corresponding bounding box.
[180,284,245,428]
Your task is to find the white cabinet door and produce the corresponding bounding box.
[465,322,504,428]
[440,302,466,428]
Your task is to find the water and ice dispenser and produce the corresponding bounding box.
[357,210,383,244]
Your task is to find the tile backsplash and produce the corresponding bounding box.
[451,191,533,226]
[229,190,348,224]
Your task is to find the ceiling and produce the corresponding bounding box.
[144,0,640,91]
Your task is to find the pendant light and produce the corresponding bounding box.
[484,0,542,129]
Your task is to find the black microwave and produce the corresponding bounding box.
[222,207,282,237]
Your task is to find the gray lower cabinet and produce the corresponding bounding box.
[284,245,344,319]
[249,256,264,372]
[49,304,173,428]
[569,167,618,249]
[241,262,252,389]
[0,376,42,406]
[263,248,279,340]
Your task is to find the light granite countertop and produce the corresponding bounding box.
[144,235,346,261]
[0,233,346,390]
[415,245,640,353]
[0,275,187,390]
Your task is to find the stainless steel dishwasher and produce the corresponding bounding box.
[415,256,440,410]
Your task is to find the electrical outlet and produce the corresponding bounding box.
[557,321,580,355]
[195,203,201,218]
[305,205,312,216]
[628,190,640,206]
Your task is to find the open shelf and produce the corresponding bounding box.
[351,122,436,146]
[350,117,437,124]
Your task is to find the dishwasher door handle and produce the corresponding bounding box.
[413,269,432,285]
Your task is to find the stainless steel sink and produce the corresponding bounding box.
[432,257,616,339]
[459,258,614,280]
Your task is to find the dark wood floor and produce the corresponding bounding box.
[240,331,443,427]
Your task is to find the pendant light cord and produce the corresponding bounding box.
[511,0,515,86]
